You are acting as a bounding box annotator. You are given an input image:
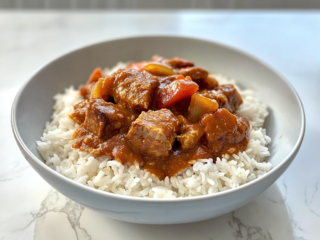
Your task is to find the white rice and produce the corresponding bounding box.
[37,63,272,198]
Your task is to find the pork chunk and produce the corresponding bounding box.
[176,115,204,149]
[69,99,89,124]
[201,108,249,154]
[215,84,243,112]
[199,89,228,109]
[84,98,136,139]
[110,69,159,111]
[178,67,208,82]
[79,82,96,99]
[178,67,218,90]
[152,55,194,68]
[199,84,242,112]
[126,109,179,158]
[202,76,219,90]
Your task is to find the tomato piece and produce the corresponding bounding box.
[127,61,148,71]
[156,80,199,109]
[88,68,103,84]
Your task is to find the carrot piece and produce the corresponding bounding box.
[88,68,103,84]
[175,75,185,80]
[156,80,199,109]
[127,61,147,71]
[175,75,191,81]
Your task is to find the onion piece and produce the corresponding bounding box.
[188,93,219,122]
[143,62,175,76]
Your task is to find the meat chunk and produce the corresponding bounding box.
[79,82,95,99]
[157,75,178,89]
[72,126,104,156]
[69,99,89,124]
[201,108,250,155]
[176,115,204,149]
[199,84,243,112]
[199,89,228,109]
[126,109,179,158]
[79,68,104,98]
[109,69,159,111]
[83,98,136,139]
[178,67,219,90]
[169,97,191,118]
[152,55,194,68]
[215,84,243,112]
[200,76,219,90]
[178,67,208,82]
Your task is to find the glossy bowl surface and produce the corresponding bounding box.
[12,36,305,224]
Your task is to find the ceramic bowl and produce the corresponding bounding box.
[11,36,305,224]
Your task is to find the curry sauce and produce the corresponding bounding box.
[70,56,250,180]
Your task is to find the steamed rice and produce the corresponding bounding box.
[36,63,272,198]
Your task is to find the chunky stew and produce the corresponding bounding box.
[70,56,250,180]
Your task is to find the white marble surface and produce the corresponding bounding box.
[0,11,319,240]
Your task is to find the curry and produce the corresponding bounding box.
[69,56,250,180]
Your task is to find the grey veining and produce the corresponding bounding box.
[14,185,291,240]
[32,190,91,240]
[305,182,320,218]
[1,10,320,240]
[229,212,273,240]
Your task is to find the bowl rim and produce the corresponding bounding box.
[11,35,306,203]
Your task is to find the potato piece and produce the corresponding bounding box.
[188,93,219,122]
[143,63,175,76]
[90,77,112,101]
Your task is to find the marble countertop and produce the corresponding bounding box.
[1,11,319,240]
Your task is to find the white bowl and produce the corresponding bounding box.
[11,36,305,224]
